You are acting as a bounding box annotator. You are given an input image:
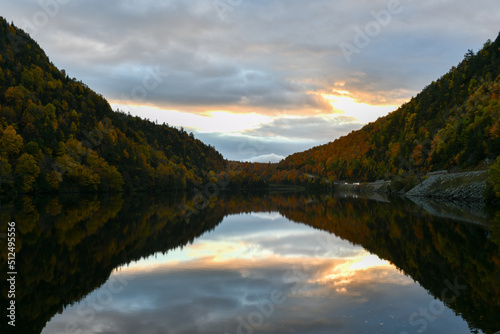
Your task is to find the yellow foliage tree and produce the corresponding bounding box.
[4,86,25,110]
[1,125,23,157]
[15,153,40,192]
[46,170,62,190]
[0,156,13,188]
[68,165,101,190]
[86,151,123,191]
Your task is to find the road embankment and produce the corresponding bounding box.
[405,171,488,202]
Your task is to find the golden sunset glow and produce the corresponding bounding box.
[324,253,392,279]
[322,91,398,123]
[111,103,273,133]
[313,252,397,287]
[117,237,400,292]
[115,240,274,274]
[7,0,495,163]
[186,240,274,261]
[112,92,397,137]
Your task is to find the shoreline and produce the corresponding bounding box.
[405,170,489,202]
[334,170,492,203]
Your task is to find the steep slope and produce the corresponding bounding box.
[280,33,500,182]
[0,18,225,193]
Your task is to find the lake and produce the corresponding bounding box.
[1,192,499,334]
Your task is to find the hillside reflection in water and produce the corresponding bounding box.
[1,192,498,334]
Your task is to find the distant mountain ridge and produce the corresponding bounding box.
[279,33,500,182]
[0,17,225,193]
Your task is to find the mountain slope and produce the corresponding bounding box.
[279,33,500,182]
[0,18,225,193]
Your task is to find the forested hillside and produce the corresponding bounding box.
[1,15,499,193]
[280,33,500,182]
[0,18,225,193]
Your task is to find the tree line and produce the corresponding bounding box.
[0,18,225,194]
[279,34,500,185]
[1,17,499,195]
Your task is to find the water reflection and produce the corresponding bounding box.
[0,192,498,334]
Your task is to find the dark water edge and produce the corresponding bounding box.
[1,191,499,334]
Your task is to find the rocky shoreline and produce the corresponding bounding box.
[405,171,489,202]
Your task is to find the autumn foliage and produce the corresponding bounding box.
[279,36,500,182]
[0,18,225,193]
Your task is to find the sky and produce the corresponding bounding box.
[41,212,473,334]
[3,0,500,162]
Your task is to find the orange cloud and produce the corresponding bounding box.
[320,90,400,123]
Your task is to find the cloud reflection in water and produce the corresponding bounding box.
[41,212,474,334]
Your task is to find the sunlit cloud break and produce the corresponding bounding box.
[4,0,500,160]
[321,90,398,123]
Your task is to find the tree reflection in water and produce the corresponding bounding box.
[0,192,498,334]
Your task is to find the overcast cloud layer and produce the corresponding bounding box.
[3,0,500,161]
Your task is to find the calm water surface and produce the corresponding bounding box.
[1,192,499,334]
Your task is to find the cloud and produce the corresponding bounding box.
[246,153,285,163]
[109,106,363,160]
[245,115,364,141]
[3,0,500,160]
[7,0,500,115]
[41,251,463,334]
[40,212,474,334]
[194,132,322,161]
